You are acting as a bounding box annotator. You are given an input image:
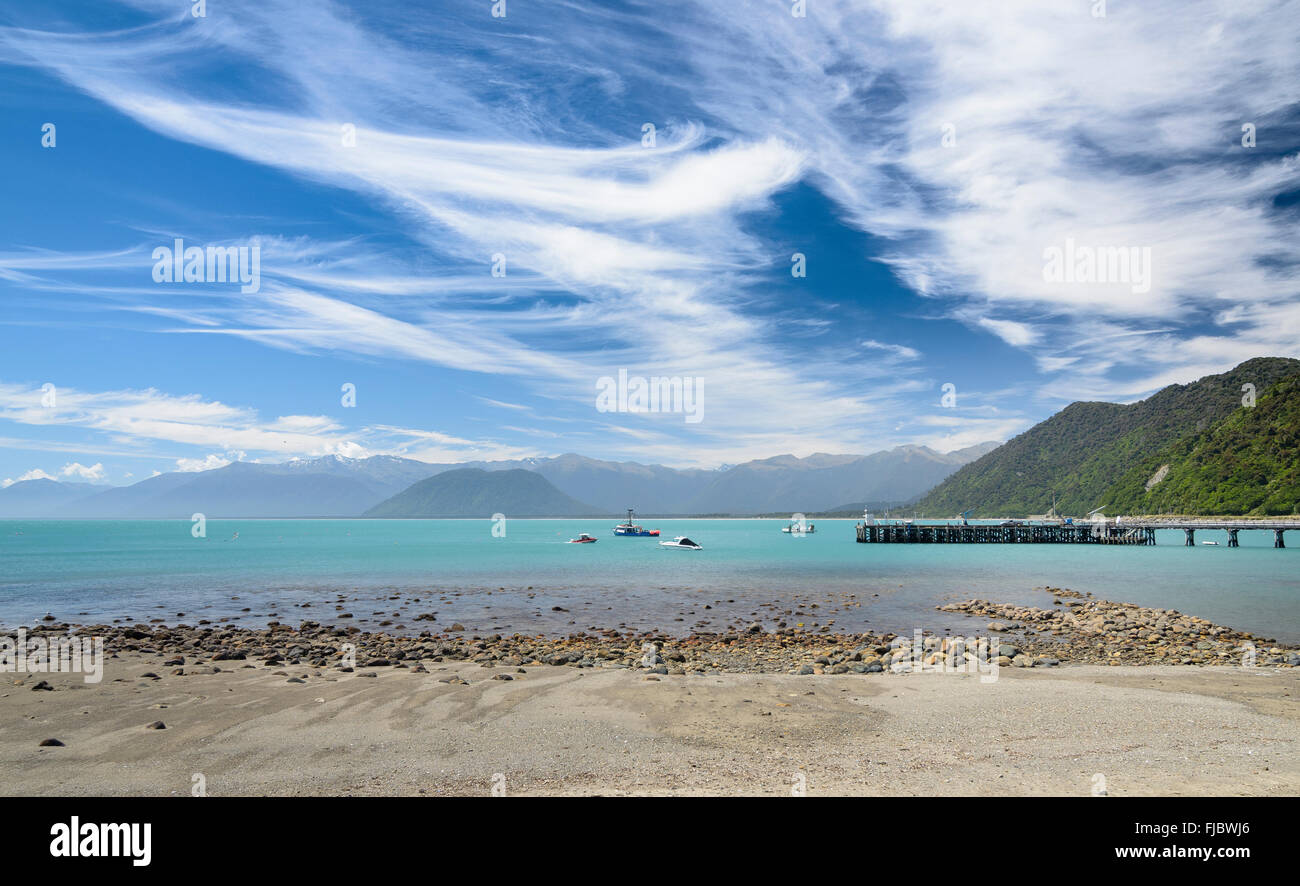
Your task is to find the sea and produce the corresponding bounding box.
[1,518,1296,642]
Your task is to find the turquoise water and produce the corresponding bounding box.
[1,519,1296,642]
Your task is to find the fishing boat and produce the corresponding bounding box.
[569,533,598,544]
[659,536,702,550]
[613,508,660,537]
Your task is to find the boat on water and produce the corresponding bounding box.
[659,536,702,550]
[1201,540,1220,546]
[613,508,660,537]
[569,533,598,544]
[781,521,815,533]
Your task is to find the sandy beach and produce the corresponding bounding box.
[3,651,1295,796]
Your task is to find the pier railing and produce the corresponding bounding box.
[854,518,1295,547]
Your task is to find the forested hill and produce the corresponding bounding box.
[914,357,1300,517]
[1102,373,1300,516]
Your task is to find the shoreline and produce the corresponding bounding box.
[7,588,1297,675]
[4,589,1295,797]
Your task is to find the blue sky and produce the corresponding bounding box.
[1,0,1297,486]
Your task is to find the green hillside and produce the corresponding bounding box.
[365,468,600,517]
[915,357,1300,517]
[1102,374,1300,516]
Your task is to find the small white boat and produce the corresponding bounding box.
[659,536,702,550]
[1201,540,1219,546]
[781,522,814,534]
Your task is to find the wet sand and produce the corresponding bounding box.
[2,653,1295,796]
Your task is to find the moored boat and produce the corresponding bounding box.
[659,536,702,550]
[613,508,660,537]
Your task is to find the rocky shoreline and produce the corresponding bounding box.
[7,587,1296,679]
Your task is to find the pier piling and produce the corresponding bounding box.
[854,518,1300,546]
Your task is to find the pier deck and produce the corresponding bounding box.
[854,519,1300,546]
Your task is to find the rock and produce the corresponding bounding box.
[358,671,377,678]
[363,658,390,667]
[286,677,306,683]
[998,644,1020,658]
[30,680,53,691]
[1013,654,1034,668]
[796,665,815,675]
[491,674,513,681]
[1035,656,1061,667]
[746,622,762,633]
[39,738,64,747]
[449,623,466,632]
[145,721,166,730]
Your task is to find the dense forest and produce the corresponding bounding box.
[916,357,1300,517]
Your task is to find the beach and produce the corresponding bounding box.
[2,651,1295,796]
[3,590,1297,796]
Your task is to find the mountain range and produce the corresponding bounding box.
[0,444,996,519]
[916,357,1300,517]
[5,356,1295,520]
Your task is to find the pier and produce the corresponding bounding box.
[854,518,1300,546]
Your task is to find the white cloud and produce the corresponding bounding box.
[59,462,105,481]
[0,3,944,462]
[2,0,1293,459]
[2,468,56,487]
[0,379,545,468]
[976,318,1039,348]
[2,463,106,486]
[861,340,920,360]
[175,454,235,473]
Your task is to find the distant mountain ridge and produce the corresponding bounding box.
[915,357,1300,517]
[0,443,998,518]
[364,468,597,517]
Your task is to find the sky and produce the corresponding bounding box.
[0,0,1297,487]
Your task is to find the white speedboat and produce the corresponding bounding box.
[659,536,702,550]
[781,522,814,533]
[1201,540,1219,546]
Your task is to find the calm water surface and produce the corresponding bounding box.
[1,519,1296,642]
